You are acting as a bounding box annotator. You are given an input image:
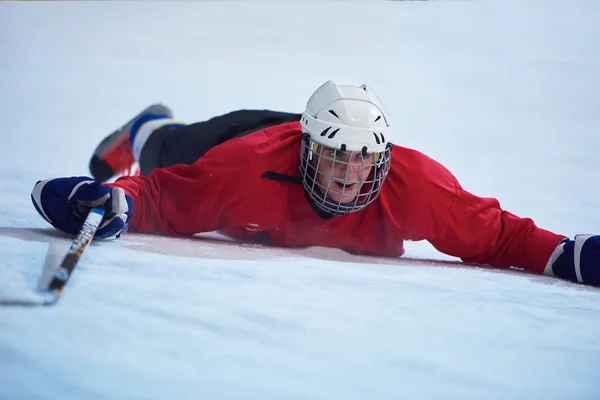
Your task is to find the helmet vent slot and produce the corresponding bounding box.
[328,109,340,119]
[328,128,340,139]
[372,132,381,145]
[320,127,332,136]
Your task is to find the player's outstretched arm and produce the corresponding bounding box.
[105,140,270,237]
[430,184,599,286]
[428,185,568,277]
[105,163,215,236]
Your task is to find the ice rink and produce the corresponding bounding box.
[1,1,599,399]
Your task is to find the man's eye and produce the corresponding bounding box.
[330,150,342,157]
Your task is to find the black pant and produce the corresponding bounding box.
[139,109,301,175]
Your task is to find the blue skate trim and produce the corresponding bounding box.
[129,113,172,145]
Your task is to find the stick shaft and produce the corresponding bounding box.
[47,207,105,294]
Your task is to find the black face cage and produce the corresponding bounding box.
[299,133,392,216]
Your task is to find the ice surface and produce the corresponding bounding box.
[1,1,599,399]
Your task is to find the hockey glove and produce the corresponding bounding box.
[544,235,600,286]
[31,177,134,240]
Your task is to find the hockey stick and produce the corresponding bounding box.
[0,207,105,307]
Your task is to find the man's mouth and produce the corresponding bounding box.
[334,181,357,191]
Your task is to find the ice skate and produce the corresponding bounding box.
[89,103,173,182]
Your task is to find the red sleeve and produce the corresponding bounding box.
[106,139,274,237]
[430,182,566,274]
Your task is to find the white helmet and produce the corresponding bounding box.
[299,80,392,216]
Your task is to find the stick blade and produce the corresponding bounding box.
[1,207,104,308]
[0,291,58,307]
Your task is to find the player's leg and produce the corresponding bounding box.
[137,109,301,175]
[89,106,300,182]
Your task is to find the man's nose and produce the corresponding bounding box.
[339,161,363,178]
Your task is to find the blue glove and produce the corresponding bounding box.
[31,177,134,240]
[545,235,600,286]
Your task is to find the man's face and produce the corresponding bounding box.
[313,145,374,204]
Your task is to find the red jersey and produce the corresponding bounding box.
[109,121,565,274]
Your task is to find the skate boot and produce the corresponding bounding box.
[89,104,173,182]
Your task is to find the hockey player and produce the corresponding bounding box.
[31,81,599,286]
